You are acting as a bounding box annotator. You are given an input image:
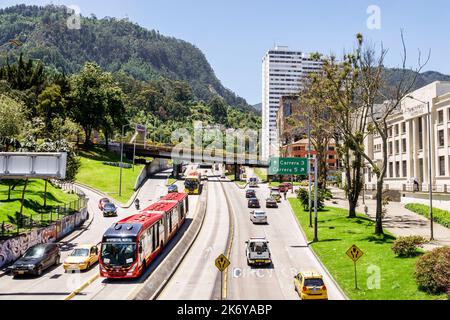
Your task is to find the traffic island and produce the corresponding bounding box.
[288,199,448,300]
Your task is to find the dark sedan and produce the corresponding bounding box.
[168,184,178,193]
[10,243,60,277]
[98,198,110,210]
[246,189,256,198]
[266,197,278,208]
[248,197,261,208]
[103,203,118,217]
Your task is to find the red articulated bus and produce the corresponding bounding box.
[99,193,189,279]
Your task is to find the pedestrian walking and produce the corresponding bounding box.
[283,190,287,200]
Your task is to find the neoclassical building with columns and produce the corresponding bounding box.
[364,81,450,193]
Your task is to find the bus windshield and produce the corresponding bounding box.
[101,243,137,266]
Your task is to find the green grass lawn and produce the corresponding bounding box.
[76,146,144,203]
[0,180,79,228]
[288,199,446,300]
[226,174,247,187]
[254,168,267,182]
[404,203,450,228]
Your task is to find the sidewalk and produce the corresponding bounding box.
[325,188,450,251]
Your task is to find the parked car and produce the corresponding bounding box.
[294,271,328,300]
[248,197,260,208]
[246,189,256,198]
[10,243,60,277]
[168,184,178,193]
[250,210,268,224]
[245,237,272,266]
[98,198,110,210]
[63,244,99,272]
[265,197,278,208]
[103,203,118,217]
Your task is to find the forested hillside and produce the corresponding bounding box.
[0,4,252,111]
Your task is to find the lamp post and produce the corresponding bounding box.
[119,123,131,197]
[406,96,434,240]
[307,116,313,228]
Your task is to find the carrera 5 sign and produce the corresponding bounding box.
[268,157,308,175]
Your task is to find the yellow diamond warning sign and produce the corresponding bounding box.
[215,254,230,272]
[346,244,364,262]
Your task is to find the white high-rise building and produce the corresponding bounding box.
[261,46,324,160]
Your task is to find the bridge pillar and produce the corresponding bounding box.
[173,163,182,180]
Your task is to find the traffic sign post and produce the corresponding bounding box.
[346,245,364,289]
[268,157,308,176]
[215,254,230,300]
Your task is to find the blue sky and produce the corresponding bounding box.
[1,0,449,105]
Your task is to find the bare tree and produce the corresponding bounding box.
[326,32,430,233]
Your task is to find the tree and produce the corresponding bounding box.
[291,69,337,189]
[209,96,228,125]
[37,84,66,136]
[69,62,125,146]
[325,33,429,233]
[0,94,27,151]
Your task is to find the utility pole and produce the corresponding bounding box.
[313,157,319,242]
[308,116,312,228]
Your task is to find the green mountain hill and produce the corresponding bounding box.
[0,4,252,111]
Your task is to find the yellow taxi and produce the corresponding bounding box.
[63,244,99,272]
[294,271,328,300]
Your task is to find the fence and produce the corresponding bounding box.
[0,181,89,268]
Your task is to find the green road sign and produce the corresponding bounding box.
[269,157,308,175]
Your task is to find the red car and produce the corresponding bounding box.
[98,198,111,210]
[279,182,293,193]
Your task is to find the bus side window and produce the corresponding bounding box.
[152,225,156,252]
[169,210,173,232]
[185,197,189,215]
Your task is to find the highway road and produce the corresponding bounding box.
[160,167,346,300]
[223,179,345,300]
[158,174,229,300]
[0,169,198,300]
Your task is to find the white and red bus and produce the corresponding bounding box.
[99,192,188,279]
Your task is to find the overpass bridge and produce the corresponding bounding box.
[121,142,269,179]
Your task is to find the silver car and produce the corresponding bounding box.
[250,210,268,224]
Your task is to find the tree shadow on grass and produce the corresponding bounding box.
[77,146,122,162]
[362,233,396,244]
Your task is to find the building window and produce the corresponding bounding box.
[438,110,444,124]
[389,162,393,178]
[419,159,424,182]
[439,156,445,176]
[402,138,407,153]
[388,127,393,137]
[418,117,423,150]
[394,124,399,136]
[395,140,399,155]
[438,130,445,147]
[395,161,400,177]
[328,155,334,160]
[402,122,406,134]
[388,142,393,156]
[402,160,407,177]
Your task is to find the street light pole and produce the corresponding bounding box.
[313,157,319,242]
[307,116,312,228]
[119,124,125,197]
[407,96,434,241]
[426,101,434,240]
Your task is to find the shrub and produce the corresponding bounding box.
[391,236,428,257]
[297,187,330,211]
[404,203,450,228]
[414,247,450,295]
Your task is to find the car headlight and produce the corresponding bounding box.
[26,264,35,269]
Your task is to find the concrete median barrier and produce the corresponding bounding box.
[128,183,209,300]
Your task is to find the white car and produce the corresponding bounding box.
[245,237,272,266]
[250,210,268,224]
